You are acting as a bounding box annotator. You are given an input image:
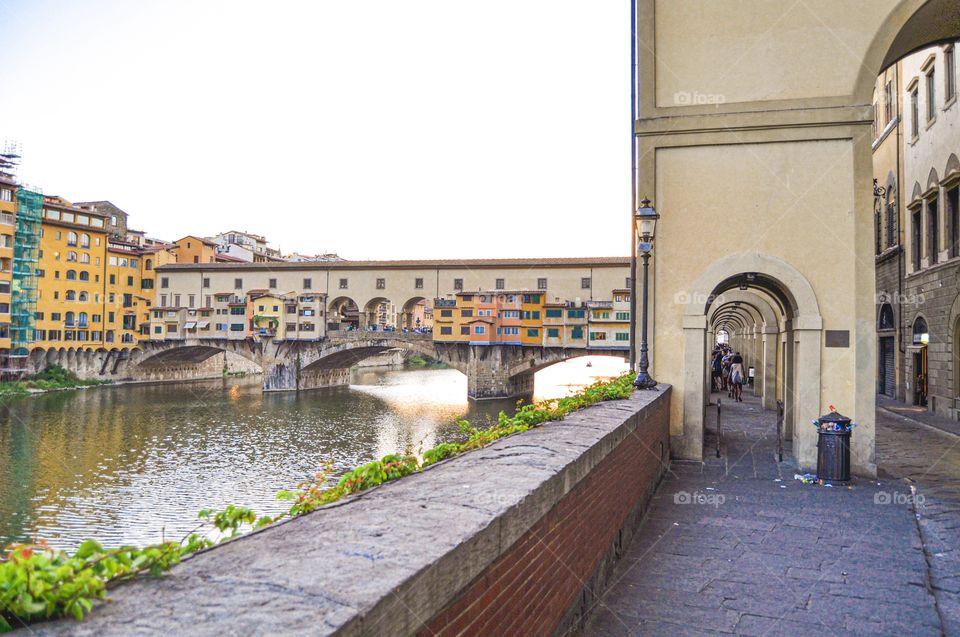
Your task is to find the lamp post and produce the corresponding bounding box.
[634,197,659,389]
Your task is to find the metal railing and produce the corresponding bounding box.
[715,398,722,458]
[776,400,785,462]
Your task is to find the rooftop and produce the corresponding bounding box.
[158,256,630,272]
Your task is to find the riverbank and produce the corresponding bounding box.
[0,369,266,398]
[404,354,449,369]
[0,366,111,397]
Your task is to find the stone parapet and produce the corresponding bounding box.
[30,386,671,636]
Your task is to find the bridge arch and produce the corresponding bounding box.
[300,335,456,374]
[328,296,360,331]
[131,341,264,381]
[677,252,822,469]
[361,296,395,329]
[506,351,628,381]
[399,296,430,331]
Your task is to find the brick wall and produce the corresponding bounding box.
[421,394,670,637]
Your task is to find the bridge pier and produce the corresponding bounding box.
[466,348,534,400]
[262,362,351,392]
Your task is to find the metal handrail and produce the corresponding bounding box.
[776,400,785,462]
[716,398,722,458]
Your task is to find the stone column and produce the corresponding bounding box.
[704,327,715,404]
[793,320,823,472]
[761,326,779,410]
[782,322,795,442]
[678,315,706,461]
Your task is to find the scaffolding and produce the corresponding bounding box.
[9,188,42,373]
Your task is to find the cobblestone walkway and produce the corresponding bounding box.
[583,392,944,636]
[877,405,960,635]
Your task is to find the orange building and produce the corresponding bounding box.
[171,235,219,264]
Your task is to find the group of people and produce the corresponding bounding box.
[711,346,746,402]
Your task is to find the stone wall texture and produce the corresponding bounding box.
[30,387,671,636]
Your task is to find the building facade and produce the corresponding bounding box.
[432,288,629,350]
[872,59,906,401]
[899,40,960,419]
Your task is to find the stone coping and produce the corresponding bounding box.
[29,386,671,636]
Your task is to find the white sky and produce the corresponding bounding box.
[0,0,631,260]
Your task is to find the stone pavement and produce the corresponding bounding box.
[878,394,960,438]
[583,392,945,636]
[877,404,960,635]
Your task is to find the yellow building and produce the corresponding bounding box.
[520,292,545,346]
[105,240,151,345]
[251,293,287,339]
[433,297,458,342]
[28,197,171,352]
[34,197,111,347]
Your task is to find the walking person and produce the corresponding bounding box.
[711,350,722,392]
[729,352,745,402]
[721,350,732,394]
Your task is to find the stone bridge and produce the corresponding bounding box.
[28,333,627,399]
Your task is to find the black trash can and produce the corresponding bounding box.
[815,411,852,484]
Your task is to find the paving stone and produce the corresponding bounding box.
[583,393,952,637]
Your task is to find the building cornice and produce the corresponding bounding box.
[157,257,631,273]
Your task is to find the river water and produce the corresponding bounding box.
[0,356,627,550]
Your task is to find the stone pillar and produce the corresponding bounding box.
[298,367,351,391]
[752,327,762,397]
[704,328,714,403]
[793,322,823,472]
[677,315,706,461]
[761,327,779,410]
[782,323,795,442]
[466,347,532,400]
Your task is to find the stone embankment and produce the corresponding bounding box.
[31,387,672,636]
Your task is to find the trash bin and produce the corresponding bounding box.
[814,410,853,484]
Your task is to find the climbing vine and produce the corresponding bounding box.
[0,372,637,631]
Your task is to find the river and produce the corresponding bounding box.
[0,356,627,550]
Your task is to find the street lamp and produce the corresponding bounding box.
[634,197,660,389]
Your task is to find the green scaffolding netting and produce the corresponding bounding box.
[11,189,42,359]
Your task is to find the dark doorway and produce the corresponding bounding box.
[879,336,895,397]
[913,348,928,407]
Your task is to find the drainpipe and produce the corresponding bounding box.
[628,0,638,370]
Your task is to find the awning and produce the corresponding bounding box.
[184,322,197,329]
[197,321,210,329]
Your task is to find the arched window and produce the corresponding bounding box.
[80,234,90,248]
[67,232,77,247]
[67,251,77,262]
[65,290,76,301]
[65,311,75,325]
[78,291,89,302]
[80,253,90,264]
[79,271,89,281]
[78,312,88,326]
[145,259,153,271]
[913,316,930,345]
[65,270,76,280]
[878,303,895,330]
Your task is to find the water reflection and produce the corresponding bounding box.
[0,356,626,550]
